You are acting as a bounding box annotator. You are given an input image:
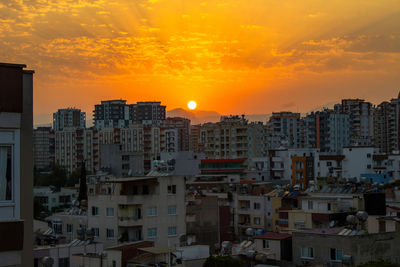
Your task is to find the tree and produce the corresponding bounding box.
[203,256,241,267]
[78,162,87,202]
[34,164,68,190]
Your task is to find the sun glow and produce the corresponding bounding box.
[188,100,197,110]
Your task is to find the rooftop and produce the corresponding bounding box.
[254,232,292,240]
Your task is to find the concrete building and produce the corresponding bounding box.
[100,144,144,176]
[342,146,377,180]
[164,117,190,152]
[53,108,86,131]
[374,98,398,154]
[130,101,166,126]
[54,128,100,173]
[335,99,374,146]
[94,100,130,129]
[154,151,205,176]
[304,109,350,153]
[87,175,186,248]
[50,211,88,243]
[253,232,292,263]
[34,240,103,267]
[267,112,302,149]
[34,186,78,212]
[0,62,34,266]
[292,226,400,266]
[33,127,55,171]
[197,115,266,159]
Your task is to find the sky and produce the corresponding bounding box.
[1,0,400,125]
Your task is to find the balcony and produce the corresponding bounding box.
[117,195,153,205]
[118,216,143,227]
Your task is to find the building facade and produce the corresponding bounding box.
[0,62,34,266]
[53,108,86,131]
[33,126,55,171]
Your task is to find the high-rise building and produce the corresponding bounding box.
[374,98,398,154]
[130,101,166,126]
[164,117,190,152]
[53,108,86,130]
[33,127,55,170]
[197,115,266,159]
[94,100,166,129]
[54,128,100,173]
[335,99,374,146]
[0,62,34,266]
[94,100,130,129]
[304,109,350,153]
[266,112,302,149]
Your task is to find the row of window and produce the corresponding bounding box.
[301,247,343,261]
[148,226,177,238]
[91,206,177,216]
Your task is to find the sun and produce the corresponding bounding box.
[188,100,197,110]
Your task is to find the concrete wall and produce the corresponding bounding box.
[293,230,400,266]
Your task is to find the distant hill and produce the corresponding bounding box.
[167,108,271,124]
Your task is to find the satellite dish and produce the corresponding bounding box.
[346,215,357,225]
[245,228,254,236]
[356,211,368,221]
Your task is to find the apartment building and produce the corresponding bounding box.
[304,109,350,153]
[54,128,100,173]
[335,99,374,146]
[53,108,86,130]
[0,62,34,266]
[131,101,166,126]
[33,126,55,171]
[94,100,166,129]
[374,98,398,154]
[87,175,186,248]
[94,100,130,129]
[164,117,190,152]
[198,115,266,159]
[267,112,302,149]
[34,186,78,212]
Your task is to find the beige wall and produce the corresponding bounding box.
[254,239,281,261]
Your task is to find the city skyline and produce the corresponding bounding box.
[1,0,399,126]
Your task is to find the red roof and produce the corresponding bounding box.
[254,232,292,240]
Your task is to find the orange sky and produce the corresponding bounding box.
[1,0,399,125]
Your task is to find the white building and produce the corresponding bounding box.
[87,175,186,249]
[0,62,34,266]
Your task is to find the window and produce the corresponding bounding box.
[106,207,114,217]
[301,247,314,259]
[168,205,177,215]
[263,240,270,248]
[67,224,73,234]
[307,200,313,210]
[254,203,261,210]
[327,203,331,211]
[58,258,69,267]
[254,217,261,225]
[0,146,12,201]
[106,228,114,239]
[91,206,99,216]
[168,185,177,194]
[327,161,332,166]
[143,185,149,195]
[168,226,177,236]
[367,153,371,158]
[147,207,157,216]
[147,228,157,238]
[53,222,62,234]
[93,227,99,237]
[330,248,343,261]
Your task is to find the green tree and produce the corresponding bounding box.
[35,164,68,190]
[203,256,241,267]
[34,197,49,220]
